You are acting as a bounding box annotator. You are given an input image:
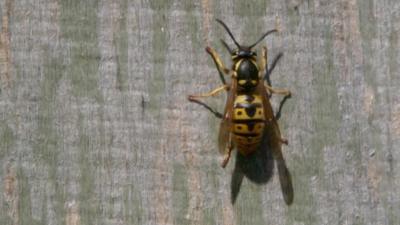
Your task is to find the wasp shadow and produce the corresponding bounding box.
[230,133,274,204]
[230,133,294,205]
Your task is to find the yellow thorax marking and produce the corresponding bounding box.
[238,80,246,85]
[235,94,263,104]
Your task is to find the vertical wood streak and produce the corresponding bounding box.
[0,0,399,224]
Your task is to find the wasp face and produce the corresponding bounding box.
[232,47,257,61]
[237,49,257,58]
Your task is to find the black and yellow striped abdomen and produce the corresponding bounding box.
[232,94,265,155]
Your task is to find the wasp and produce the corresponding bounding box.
[188,19,291,168]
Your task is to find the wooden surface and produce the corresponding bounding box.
[0,0,399,224]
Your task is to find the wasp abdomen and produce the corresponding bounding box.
[232,94,265,155]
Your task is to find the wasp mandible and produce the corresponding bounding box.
[188,19,291,168]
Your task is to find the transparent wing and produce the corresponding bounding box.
[258,82,294,205]
[277,156,294,205]
[218,81,236,154]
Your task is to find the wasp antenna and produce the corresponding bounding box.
[215,19,241,49]
[249,29,278,49]
[220,39,234,54]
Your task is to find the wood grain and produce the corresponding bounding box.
[0,0,399,224]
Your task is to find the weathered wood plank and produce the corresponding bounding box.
[0,0,399,224]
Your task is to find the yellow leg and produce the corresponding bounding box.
[280,137,289,145]
[188,85,228,100]
[264,83,291,97]
[258,46,267,77]
[206,47,230,75]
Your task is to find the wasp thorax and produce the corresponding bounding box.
[236,59,259,91]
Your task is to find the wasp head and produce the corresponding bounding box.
[232,46,257,61]
[216,19,277,61]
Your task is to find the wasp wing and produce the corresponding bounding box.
[257,82,294,205]
[276,154,294,205]
[218,80,236,154]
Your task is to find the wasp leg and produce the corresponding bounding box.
[206,47,230,74]
[206,47,230,85]
[264,84,291,97]
[259,47,287,95]
[221,140,234,168]
[188,85,228,119]
[275,94,291,120]
[187,98,223,119]
[258,46,267,78]
[280,137,289,145]
[188,85,228,100]
[264,52,284,86]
